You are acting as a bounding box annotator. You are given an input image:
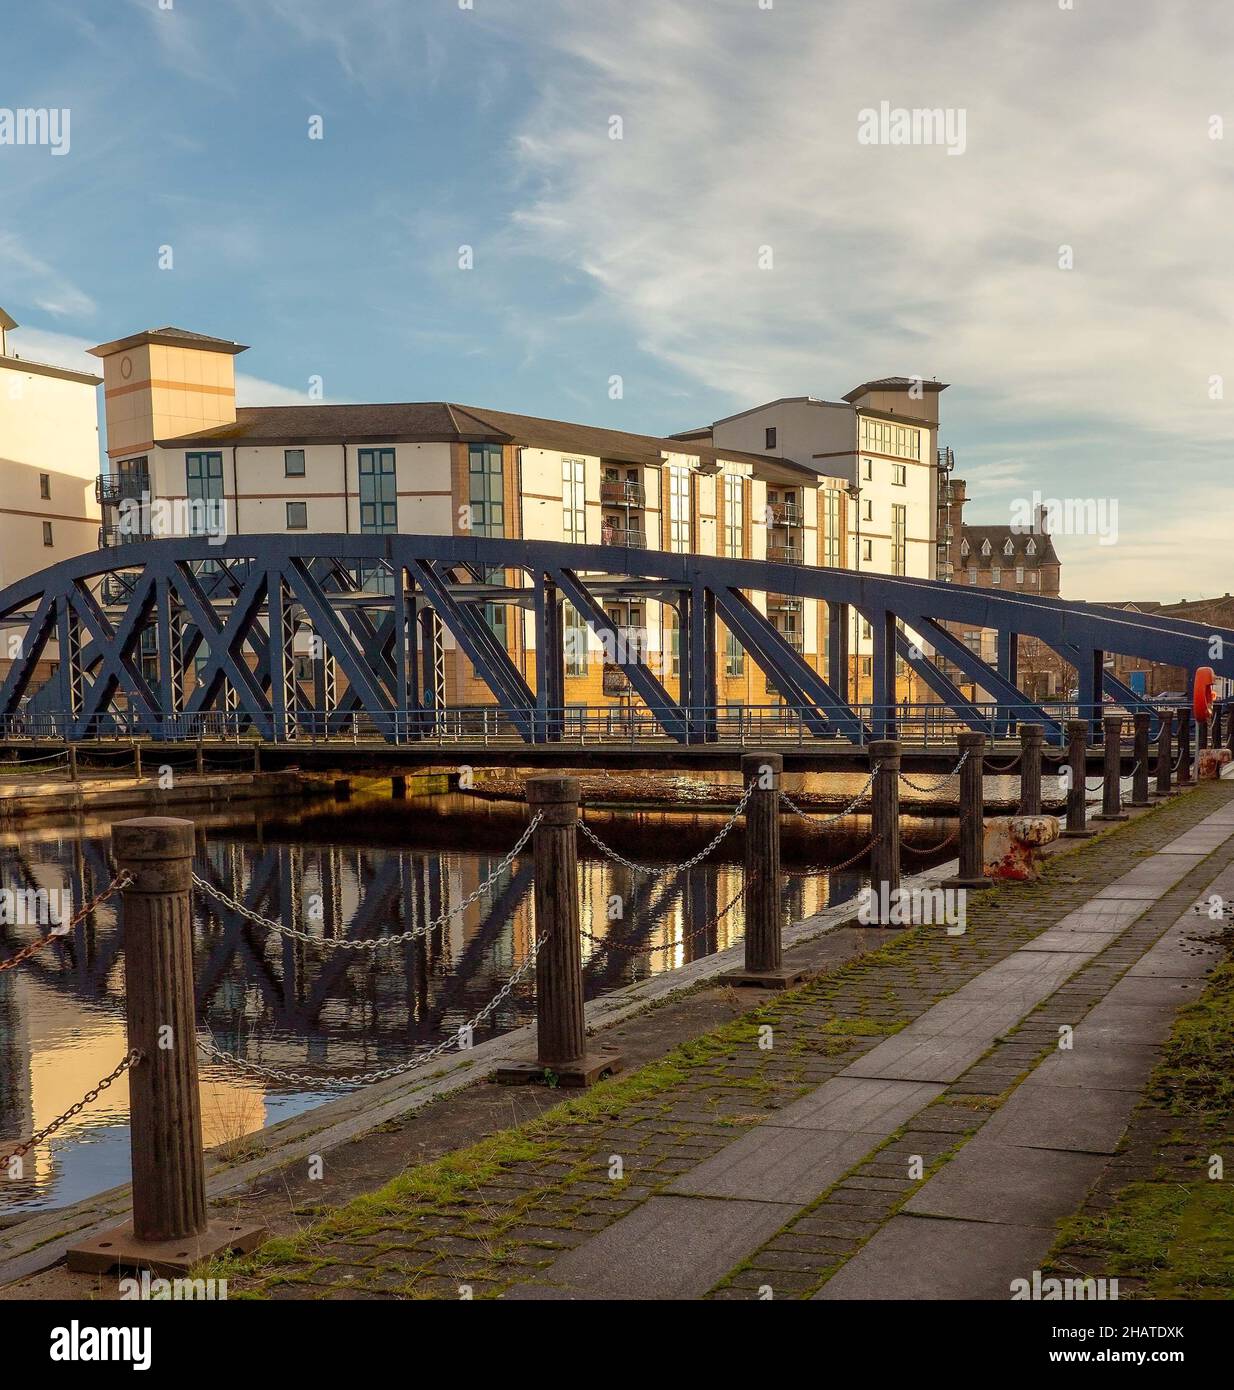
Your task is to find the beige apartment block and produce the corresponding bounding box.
[88,325,860,717]
[0,309,102,690]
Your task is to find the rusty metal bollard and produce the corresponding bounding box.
[67,817,264,1273]
[943,732,993,888]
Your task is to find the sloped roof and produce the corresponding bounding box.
[89,326,249,357]
[960,524,1059,566]
[843,377,948,402]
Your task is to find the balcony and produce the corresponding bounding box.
[768,594,803,611]
[776,630,804,653]
[600,479,644,506]
[601,525,647,548]
[602,667,633,696]
[769,501,802,527]
[96,473,147,507]
[767,543,801,564]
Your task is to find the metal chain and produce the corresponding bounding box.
[0,872,133,973]
[780,765,881,829]
[190,814,542,949]
[578,780,755,875]
[981,753,1022,774]
[900,828,959,855]
[0,1050,142,1164]
[1,749,68,766]
[197,936,545,1087]
[898,748,970,792]
[580,876,749,955]
[796,833,883,879]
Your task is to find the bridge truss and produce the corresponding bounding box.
[0,534,1230,746]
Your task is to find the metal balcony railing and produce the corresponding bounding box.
[768,594,803,611]
[600,479,644,506]
[601,525,647,548]
[768,543,801,564]
[769,501,802,527]
[602,667,632,696]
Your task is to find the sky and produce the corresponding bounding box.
[2,0,1232,602]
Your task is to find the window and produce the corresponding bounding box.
[42,521,53,546]
[561,457,586,543]
[186,451,224,536]
[981,539,992,556]
[467,444,503,536]
[891,463,906,486]
[294,655,313,681]
[564,605,588,677]
[1015,566,1024,584]
[284,449,306,477]
[960,539,969,557]
[723,474,743,557]
[991,566,1001,585]
[1030,570,1038,586]
[891,503,906,575]
[668,465,691,553]
[861,618,872,640]
[861,458,873,481]
[860,417,921,460]
[359,447,397,533]
[286,501,308,529]
[1004,539,1014,556]
[765,426,777,450]
[1026,538,1036,555]
[968,566,977,584]
[39,473,50,499]
[861,538,873,562]
[823,489,841,567]
[862,498,873,522]
[725,627,744,676]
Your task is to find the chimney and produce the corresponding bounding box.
[88,326,246,459]
[1035,502,1049,536]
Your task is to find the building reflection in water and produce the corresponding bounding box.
[0,792,864,1215]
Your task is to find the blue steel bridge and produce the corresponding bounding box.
[0,534,1230,769]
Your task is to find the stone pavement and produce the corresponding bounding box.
[214,781,1234,1301]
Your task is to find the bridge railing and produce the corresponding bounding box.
[0,699,1202,749]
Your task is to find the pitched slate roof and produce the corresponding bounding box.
[89,326,249,356]
[960,524,1059,566]
[157,401,818,477]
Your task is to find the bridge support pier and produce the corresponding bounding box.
[496,777,622,1086]
[727,752,806,988]
[943,732,993,888]
[1018,723,1043,816]
[1062,719,1096,837]
[67,817,264,1274]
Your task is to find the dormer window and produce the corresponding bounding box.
[960,539,969,558]
[1003,539,1014,556]
[1026,538,1036,556]
[981,539,992,557]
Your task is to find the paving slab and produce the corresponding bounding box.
[1048,902,1145,932]
[881,997,1025,1040]
[947,950,1087,1001]
[1071,1003,1177,1047]
[1124,934,1223,980]
[814,1215,1052,1301]
[1022,1041,1160,1092]
[1101,974,1206,1007]
[903,1136,1105,1225]
[838,1027,999,1084]
[1105,854,1205,885]
[758,1076,945,1133]
[1021,929,1121,953]
[508,1195,798,1300]
[981,1084,1138,1155]
[666,1125,873,1204]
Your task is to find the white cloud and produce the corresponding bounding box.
[505,0,1234,597]
[0,235,96,320]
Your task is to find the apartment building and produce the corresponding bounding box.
[88,325,852,716]
[0,309,102,689]
[678,377,947,702]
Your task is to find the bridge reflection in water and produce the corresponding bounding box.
[0,791,882,1216]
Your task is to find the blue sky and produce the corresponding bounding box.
[3,0,1233,600]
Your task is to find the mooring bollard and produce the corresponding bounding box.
[1018,723,1044,816]
[195,739,205,777]
[254,745,262,774]
[67,818,264,1273]
[1177,705,1193,786]
[725,752,805,987]
[944,731,993,888]
[1063,718,1095,838]
[67,744,78,783]
[132,744,142,780]
[868,740,901,926]
[1096,713,1129,821]
[1155,709,1174,797]
[1131,710,1151,807]
[495,777,622,1086]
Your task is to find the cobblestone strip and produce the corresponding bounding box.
[215,784,1230,1301]
[711,794,1234,1299]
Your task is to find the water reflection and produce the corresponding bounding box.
[0,789,950,1215]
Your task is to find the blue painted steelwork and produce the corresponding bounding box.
[1,534,1231,747]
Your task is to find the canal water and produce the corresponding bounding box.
[0,779,980,1217]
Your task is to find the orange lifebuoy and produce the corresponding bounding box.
[1194,667,1216,721]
